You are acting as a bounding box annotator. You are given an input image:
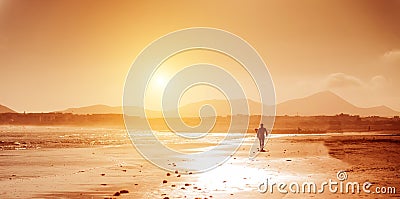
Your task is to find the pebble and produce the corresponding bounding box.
[113,192,120,196]
[120,190,129,194]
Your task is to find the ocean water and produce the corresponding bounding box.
[0,125,332,150]
[0,126,129,150]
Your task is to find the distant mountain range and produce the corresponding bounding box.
[56,91,400,117]
[277,91,399,116]
[60,104,122,114]
[58,104,156,116]
[0,104,16,113]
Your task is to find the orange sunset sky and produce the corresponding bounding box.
[0,0,399,112]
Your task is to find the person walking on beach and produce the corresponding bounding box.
[255,123,268,152]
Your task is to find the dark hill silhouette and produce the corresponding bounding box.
[59,104,122,114]
[277,91,399,116]
[57,91,400,117]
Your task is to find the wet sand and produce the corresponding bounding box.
[0,126,399,198]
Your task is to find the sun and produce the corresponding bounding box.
[144,72,173,111]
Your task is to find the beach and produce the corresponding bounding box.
[0,126,399,198]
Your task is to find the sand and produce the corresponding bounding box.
[0,126,399,198]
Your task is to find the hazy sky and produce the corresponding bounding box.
[1,0,399,112]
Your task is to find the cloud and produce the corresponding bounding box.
[324,73,391,90]
[324,73,363,89]
[321,73,400,110]
[370,75,389,88]
[318,51,400,110]
[382,49,400,66]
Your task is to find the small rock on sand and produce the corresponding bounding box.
[174,170,178,174]
[176,174,181,177]
[166,173,171,176]
[163,180,168,183]
[120,190,129,194]
[113,192,120,196]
